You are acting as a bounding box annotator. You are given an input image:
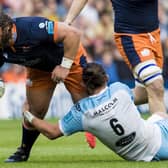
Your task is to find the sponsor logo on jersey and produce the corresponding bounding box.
[47,21,54,34]
[93,97,118,117]
[116,132,136,147]
[39,22,45,29]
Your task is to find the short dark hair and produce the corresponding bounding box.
[82,63,107,94]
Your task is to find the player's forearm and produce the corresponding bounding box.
[32,119,63,140]
[65,0,88,25]
[24,111,63,140]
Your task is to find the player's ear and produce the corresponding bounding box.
[105,74,109,82]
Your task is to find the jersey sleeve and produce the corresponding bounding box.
[29,17,58,42]
[58,104,84,136]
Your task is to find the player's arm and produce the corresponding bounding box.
[65,0,88,25]
[51,22,81,82]
[23,111,63,140]
[56,22,81,65]
[23,105,84,139]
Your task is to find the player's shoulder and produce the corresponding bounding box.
[13,16,53,30]
[14,16,50,23]
[109,82,129,90]
[109,82,133,98]
[13,16,55,40]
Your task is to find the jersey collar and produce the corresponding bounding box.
[89,86,108,98]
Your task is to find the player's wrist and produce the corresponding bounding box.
[64,19,72,25]
[24,111,34,123]
[61,57,73,69]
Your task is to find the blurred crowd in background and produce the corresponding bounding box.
[0,0,168,85]
[0,0,168,118]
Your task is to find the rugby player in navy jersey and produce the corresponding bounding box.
[65,0,166,120]
[0,12,95,162]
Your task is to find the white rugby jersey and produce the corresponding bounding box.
[59,82,161,161]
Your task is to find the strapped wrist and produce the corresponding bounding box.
[24,111,34,123]
[61,57,73,69]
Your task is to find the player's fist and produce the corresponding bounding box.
[0,79,5,98]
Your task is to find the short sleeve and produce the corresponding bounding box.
[58,106,83,136]
[28,17,58,42]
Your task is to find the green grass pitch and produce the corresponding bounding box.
[0,119,168,168]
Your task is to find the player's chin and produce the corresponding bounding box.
[23,119,35,130]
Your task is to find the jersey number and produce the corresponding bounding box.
[110,118,124,136]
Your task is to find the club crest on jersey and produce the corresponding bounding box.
[74,103,81,112]
[39,23,45,29]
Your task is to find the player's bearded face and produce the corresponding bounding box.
[0,26,12,48]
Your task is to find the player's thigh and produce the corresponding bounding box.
[114,31,163,85]
[64,63,87,103]
[114,29,163,68]
[26,68,56,117]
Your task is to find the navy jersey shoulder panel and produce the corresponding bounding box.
[13,17,54,46]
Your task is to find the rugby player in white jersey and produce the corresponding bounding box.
[23,63,168,161]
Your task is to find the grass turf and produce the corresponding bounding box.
[0,119,168,168]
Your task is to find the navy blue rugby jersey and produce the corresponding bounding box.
[111,0,159,33]
[0,17,64,72]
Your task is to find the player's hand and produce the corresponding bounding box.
[51,65,70,83]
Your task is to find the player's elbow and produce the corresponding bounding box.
[47,133,57,140]
[68,27,81,42]
[46,125,61,140]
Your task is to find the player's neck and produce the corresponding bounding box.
[93,84,107,95]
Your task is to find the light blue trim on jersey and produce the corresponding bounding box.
[60,82,133,136]
[60,106,83,136]
[47,21,54,34]
[153,120,168,161]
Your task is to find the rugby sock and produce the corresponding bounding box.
[21,125,40,155]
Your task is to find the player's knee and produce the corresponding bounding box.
[29,106,47,119]
[134,60,162,85]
